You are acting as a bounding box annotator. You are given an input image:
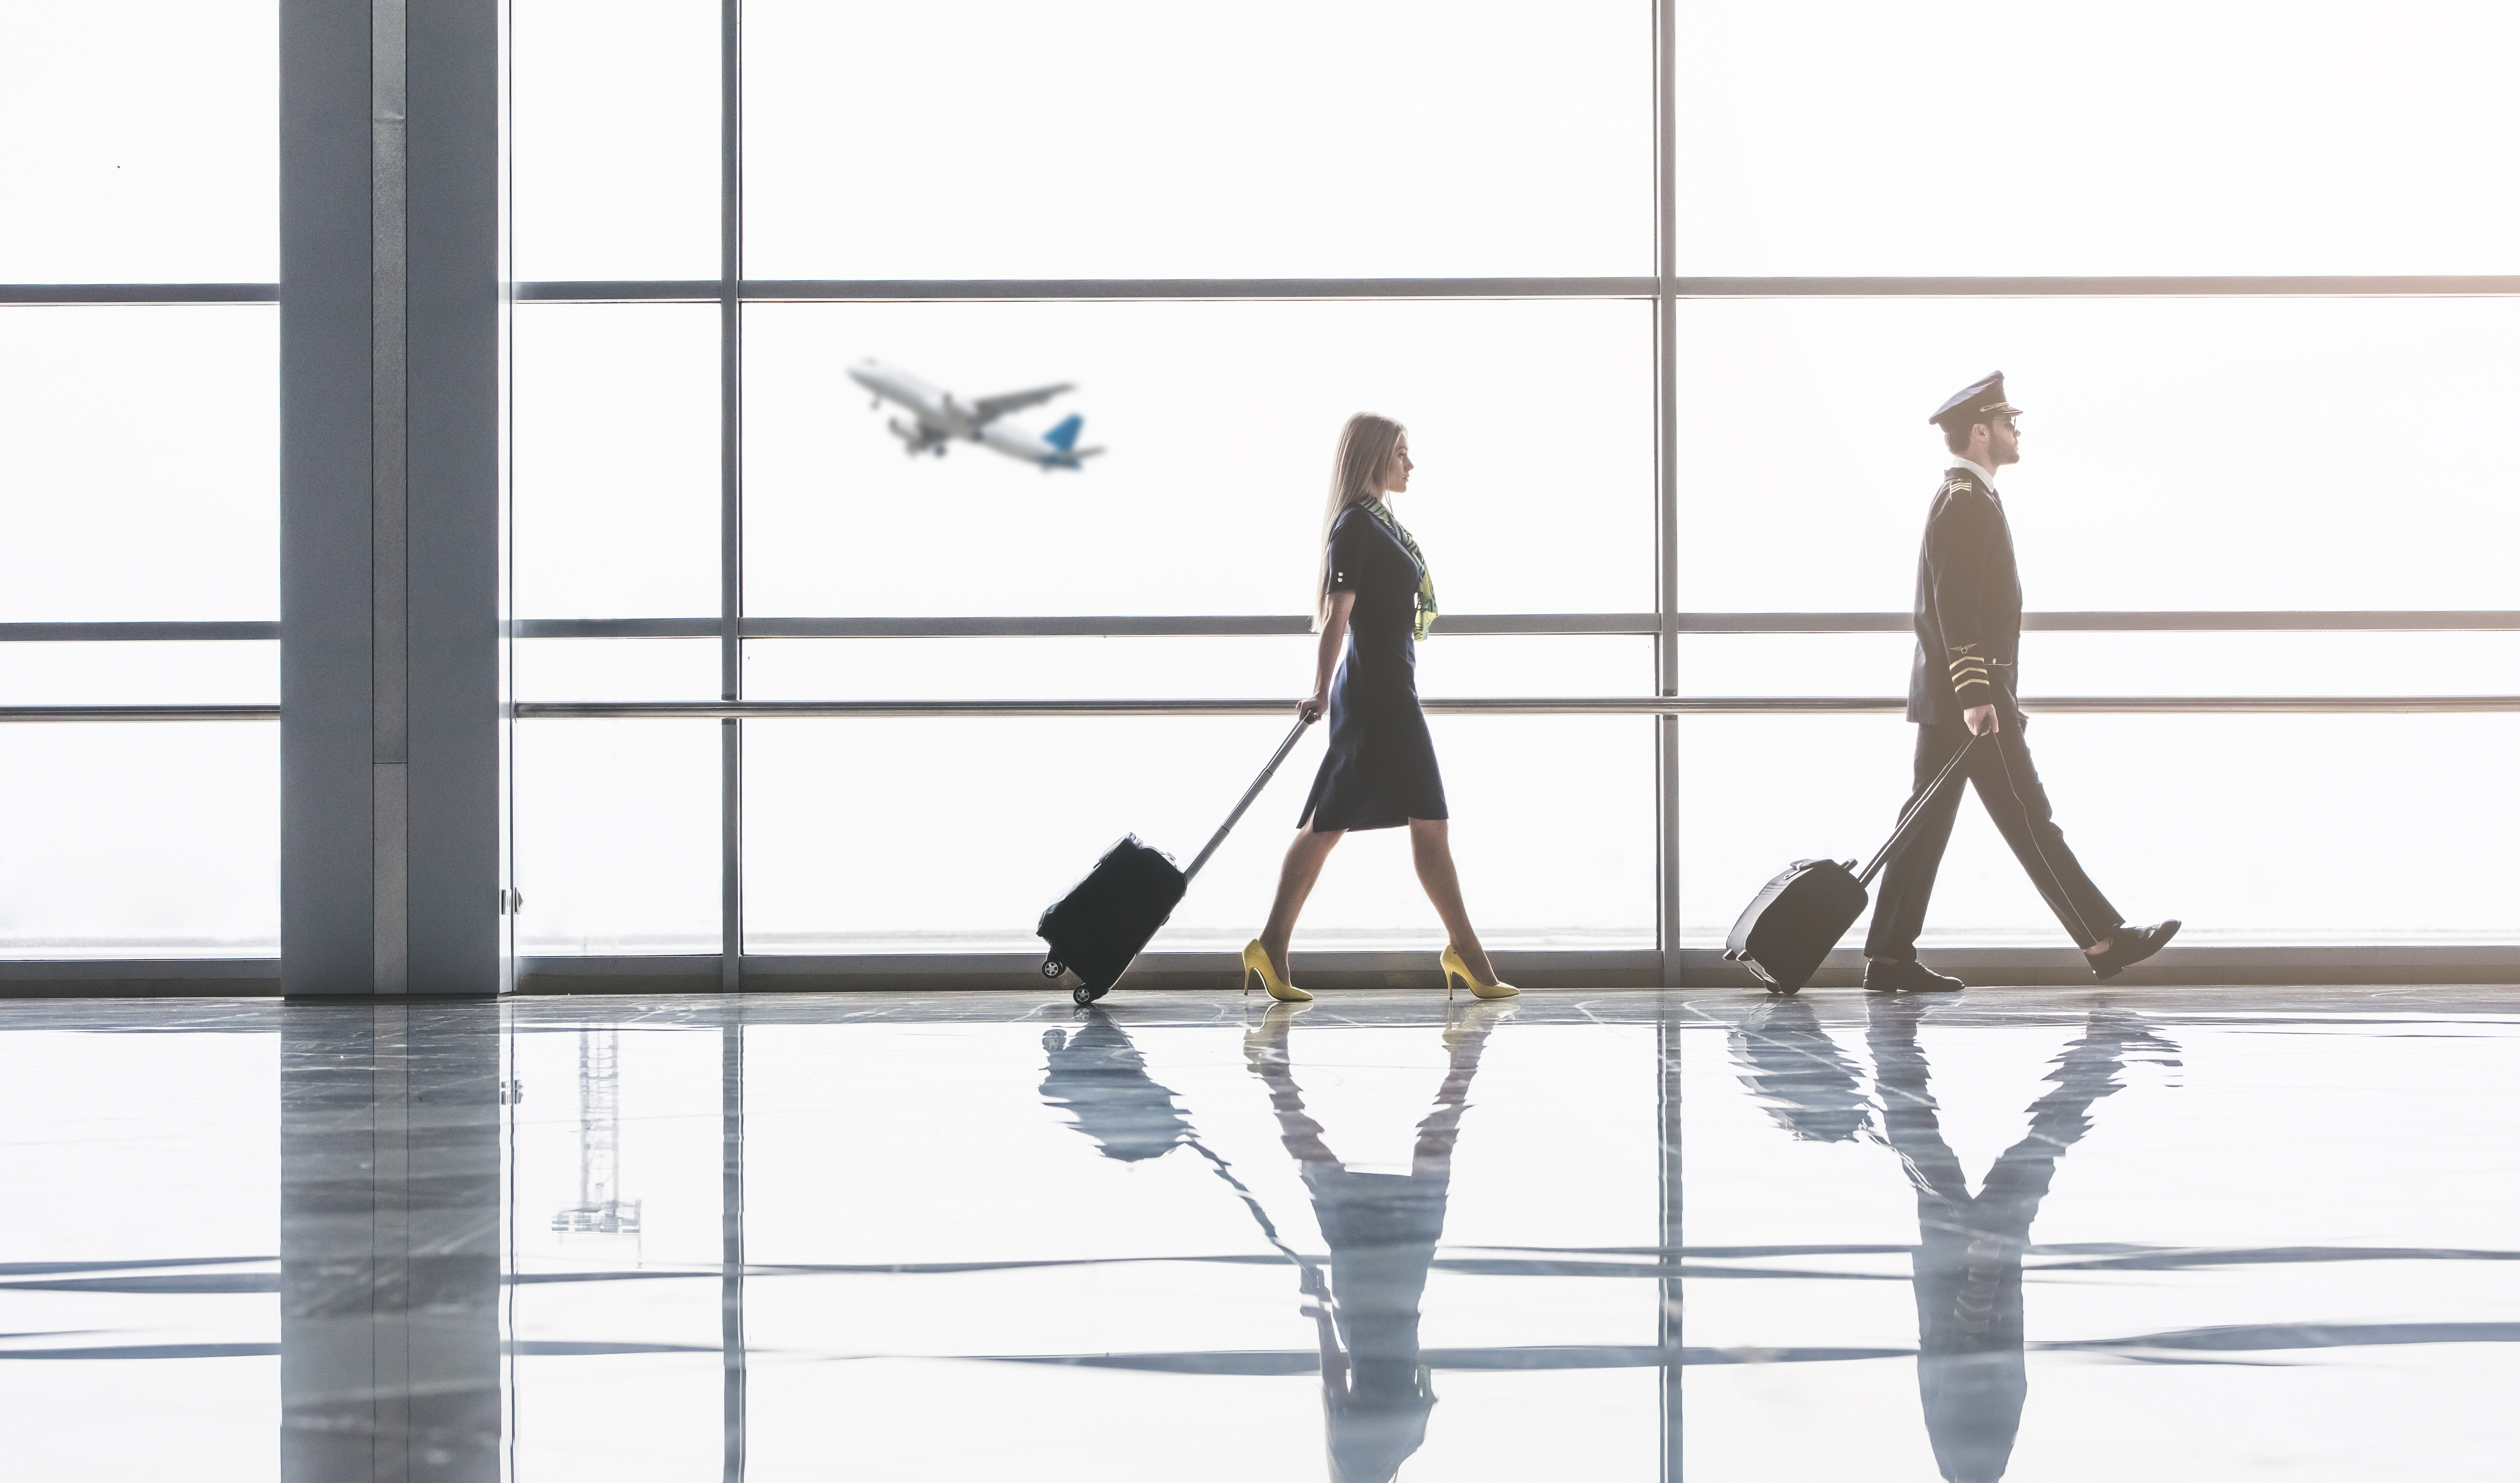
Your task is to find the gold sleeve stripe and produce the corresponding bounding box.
[1953,676,1992,692]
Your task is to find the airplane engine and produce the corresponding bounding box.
[886,417,941,456]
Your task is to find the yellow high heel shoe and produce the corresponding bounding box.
[1441,945,1519,1000]
[1242,939,1312,1002]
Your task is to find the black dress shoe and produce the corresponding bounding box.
[2088,919,2181,980]
[1864,959,1964,993]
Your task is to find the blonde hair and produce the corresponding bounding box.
[1315,413,1407,628]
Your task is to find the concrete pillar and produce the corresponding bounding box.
[281,0,508,995]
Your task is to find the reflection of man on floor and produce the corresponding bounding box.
[1866,996,2180,1483]
[1246,1000,1513,1483]
[1731,996,2180,1482]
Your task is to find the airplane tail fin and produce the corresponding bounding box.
[1042,413,1084,453]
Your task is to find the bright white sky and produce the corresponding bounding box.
[12,0,2519,280]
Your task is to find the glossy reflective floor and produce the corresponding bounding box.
[4,986,2517,1480]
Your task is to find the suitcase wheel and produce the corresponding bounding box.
[1040,959,1065,980]
[1071,984,1108,1007]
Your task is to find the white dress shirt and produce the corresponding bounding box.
[1947,455,2000,490]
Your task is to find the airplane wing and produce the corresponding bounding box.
[970,382,1073,422]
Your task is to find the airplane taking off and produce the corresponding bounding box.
[847,359,1106,470]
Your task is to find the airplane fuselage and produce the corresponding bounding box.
[846,360,1101,470]
[849,363,977,439]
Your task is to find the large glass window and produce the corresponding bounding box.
[742,299,1653,619]
[1673,296,2520,614]
[0,0,281,961]
[741,713,1653,955]
[742,0,1651,279]
[0,1,278,283]
[0,307,279,621]
[490,0,2520,974]
[1678,713,2520,949]
[512,0,721,282]
[1672,0,2520,274]
[514,304,722,619]
[7,2,2516,969]
[0,305,278,957]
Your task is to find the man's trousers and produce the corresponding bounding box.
[1862,718,2123,961]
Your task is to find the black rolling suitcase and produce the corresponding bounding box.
[1723,737,1977,994]
[1038,717,1315,1006]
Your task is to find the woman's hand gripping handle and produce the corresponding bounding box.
[1301,591,1356,723]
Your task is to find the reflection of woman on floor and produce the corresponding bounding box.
[1864,996,2181,1483]
[1246,1000,1513,1483]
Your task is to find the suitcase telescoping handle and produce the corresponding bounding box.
[1855,735,1980,889]
[1182,714,1319,886]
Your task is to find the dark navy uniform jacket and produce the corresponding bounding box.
[1905,466,2022,727]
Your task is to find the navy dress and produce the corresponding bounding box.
[1297,503,1447,832]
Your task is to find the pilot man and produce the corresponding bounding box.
[1861,372,2180,992]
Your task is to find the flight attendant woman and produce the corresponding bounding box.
[1243,414,1516,1004]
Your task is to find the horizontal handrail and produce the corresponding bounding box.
[0,705,282,721]
[507,611,2520,640]
[514,614,1653,639]
[0,284,279,305]
[16,277,2520,307]
[5,695,2519,723]
[510,696,2520,720]
[517,275,2520,302]
[520,276,1658,302]
[7,612,2520,642]
[1672,275,2520,298]
[1697,611,2520,634]
[0,621,284,642]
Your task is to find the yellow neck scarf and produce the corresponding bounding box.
[1359,499,1438,641]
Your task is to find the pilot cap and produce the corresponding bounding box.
[1928,371,2022,427]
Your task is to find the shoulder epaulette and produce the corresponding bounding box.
[1939,477,1976,496]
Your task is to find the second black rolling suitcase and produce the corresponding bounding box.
[1723,737,1977,994]
[1037,716,1315,1006]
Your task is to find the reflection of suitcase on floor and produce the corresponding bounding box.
[1037,717,1314,1006]
[1723,737,1977,994]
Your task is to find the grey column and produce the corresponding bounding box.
[718,0,746,994]
[280,1002,504,1481]
[282,0,509,995]
[1652,0,1682,988]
